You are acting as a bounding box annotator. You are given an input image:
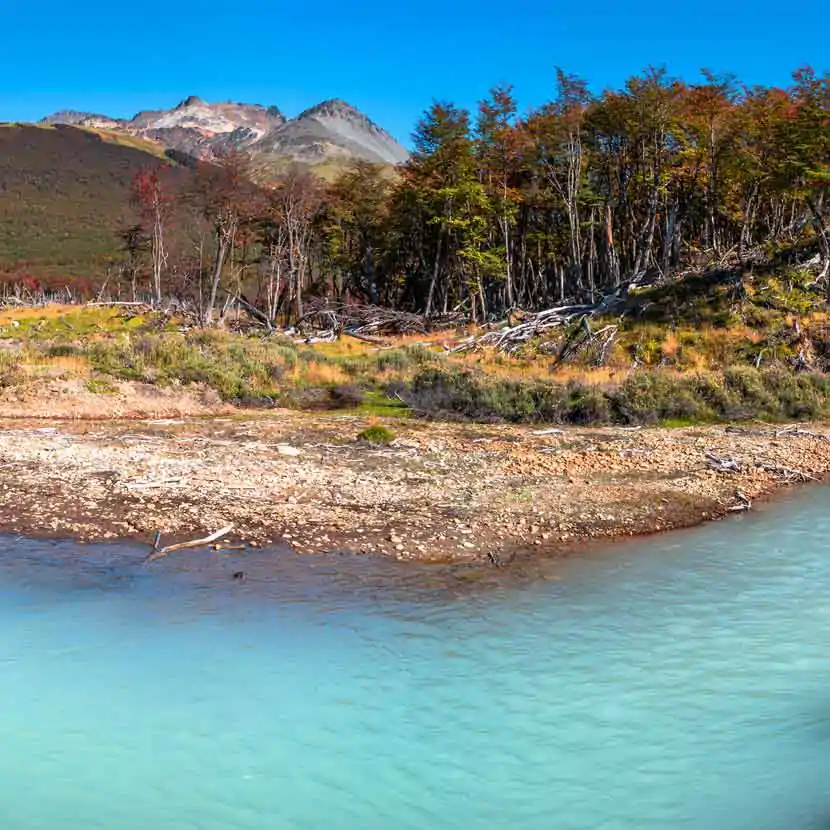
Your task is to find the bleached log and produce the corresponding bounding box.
[145,525,234,564]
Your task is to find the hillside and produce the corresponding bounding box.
[0,124,195,282]
[41,96,408,175]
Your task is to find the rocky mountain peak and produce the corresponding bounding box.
[299,98,360,119]
[38,95,408,170]
[176,95,206,110]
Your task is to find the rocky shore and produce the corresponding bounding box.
[0,412,827,564]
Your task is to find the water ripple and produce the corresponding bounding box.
[0,487,828,828]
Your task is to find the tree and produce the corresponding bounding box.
[118,223,149,302]
[131,167,175,304]
[786,68,830,285]
[476,84,521,307]
[399,102,487,316]
[262,171,322,321]
[320,161,393,303]
[191,150,257,324]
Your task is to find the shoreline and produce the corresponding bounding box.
[0,413,827,564]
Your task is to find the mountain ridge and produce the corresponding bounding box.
[39,97,408,172]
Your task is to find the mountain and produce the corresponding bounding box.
[41,96,408,174]
[253,99,409,165]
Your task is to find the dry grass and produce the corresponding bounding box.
[0,297,825,425]
[0,304,78,325]
[293,362,350,386]
[84,128,169,160]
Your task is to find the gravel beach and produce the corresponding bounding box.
[0,411,826,563]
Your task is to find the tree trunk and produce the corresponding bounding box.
[805,196,830,290]
[425,226,444,317]
[205,234,230,325]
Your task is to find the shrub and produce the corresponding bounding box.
[724,366,778,416]
[611,373,706,424]
[566,384,613,424]
[46,344,78,357]
[761,367,830,420]
[375,349,413,372]
[328,384,364,409]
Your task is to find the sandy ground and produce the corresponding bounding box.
[0,406,826,564]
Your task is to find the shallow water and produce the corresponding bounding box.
[1,487,829,829]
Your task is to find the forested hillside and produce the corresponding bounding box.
[0,125,196,286]
[324,66,828,318]
[1,66,828,320]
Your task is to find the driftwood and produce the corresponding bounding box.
[145,525,234,564]
[727,489,753,512]
[293,301,464,339]
[706,451,815,483]
[705,452,742,473]
[754,463,817,483]
[775,425,829,441]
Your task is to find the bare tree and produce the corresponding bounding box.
[131,168,174,305]
[191,150,257,324]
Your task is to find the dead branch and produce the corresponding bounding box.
[227,292,274,332]
[705,451,742,473]
[727,489,753,512]
[754,463,817,483]
[293,301,462,339]
[145,525,234,564]
[774,425,829,441]
[86,301,152,308]
[344,330,391,345]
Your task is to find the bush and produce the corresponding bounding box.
[402,364,830,426]
[611,373,706,424]
[46,344,78,357]
[566,384,613,424]
[328,384,364,409]
[375,349,413,372]
[761,367,830,420]
[724,366,778,414]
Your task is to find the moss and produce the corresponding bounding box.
[358,389,410,417]
[85,377,116,394]
[358,425,395,445]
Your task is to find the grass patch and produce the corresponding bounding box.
[358,425,395,445]
[85,376,116,394]
[0,298,825,427]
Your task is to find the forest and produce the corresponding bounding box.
[107,65,830,325]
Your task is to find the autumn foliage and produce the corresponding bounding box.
[4,66,827,319]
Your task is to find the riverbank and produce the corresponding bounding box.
[0,412,826,563]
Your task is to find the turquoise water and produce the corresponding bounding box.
[1,488,829,829]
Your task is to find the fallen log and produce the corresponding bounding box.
[774,425,829,441]
[705,451,742,473]
[754,463,817,483]
[729,489,753,512]
[344,330,391,345]
[145,525,234,564]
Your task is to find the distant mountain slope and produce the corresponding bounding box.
[0,124,195,281]
[41,96,408,172]
[252,99,409,165]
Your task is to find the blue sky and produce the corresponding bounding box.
[1,0,827,146]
